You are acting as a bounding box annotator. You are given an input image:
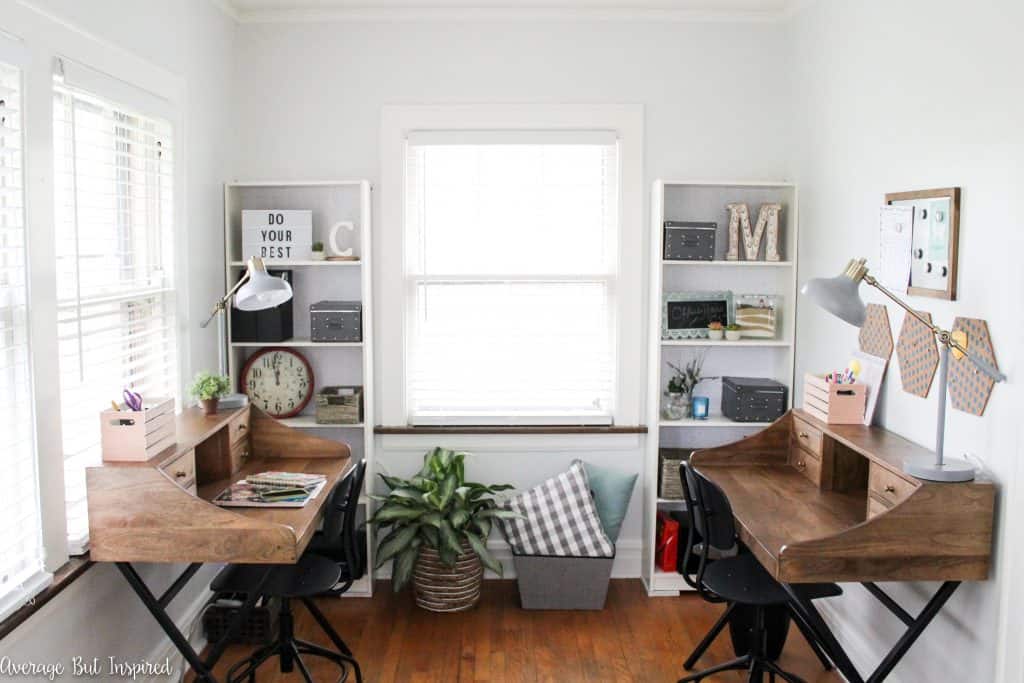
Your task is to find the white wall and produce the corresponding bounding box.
[0,0,236,677]
[790,1,1024,681]
[230,16,793,573]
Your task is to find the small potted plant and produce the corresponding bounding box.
[189,371,231,415]
[369,448,517,612]
[725,323,743,341]
[664,352,706,420]
[311,241,326,261]
[707,321,724,341]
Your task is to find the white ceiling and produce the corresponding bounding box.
[222,0,806,22]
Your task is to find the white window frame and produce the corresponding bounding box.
[2,4,188,569]
[379,104,644,428]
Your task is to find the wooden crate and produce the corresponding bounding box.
[100,397,175,462]
[802,373,866,424]
[315,385,363,424]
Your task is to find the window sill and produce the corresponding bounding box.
[375,425,647,435]
[0,554,93,641]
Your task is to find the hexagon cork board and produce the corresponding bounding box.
[948,317,999,416]
[858,303,893,361]
[896,311,939,398]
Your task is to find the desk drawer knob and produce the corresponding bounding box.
[796,460,806,469]
[884,484,896,494]
[174,470,187,478]
[238,424,247,432]
[798,431,809,439]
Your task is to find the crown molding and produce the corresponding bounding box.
[230,6,793,24]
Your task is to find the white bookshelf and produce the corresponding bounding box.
[642,180,799,596]
[224,180,376,597]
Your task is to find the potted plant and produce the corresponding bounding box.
[664,352,706,420]
[707,321,724,341]
[369,447,517,612]
[725,323,742,341]
[189,371,231,415]
[311,241,326,261]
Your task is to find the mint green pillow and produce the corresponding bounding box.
[578,460,638,543]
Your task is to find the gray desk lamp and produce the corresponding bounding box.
[801,257,1005,482]
[201,256,293,374]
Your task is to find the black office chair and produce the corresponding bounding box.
[211,460,367,683]
[677,461,839,683]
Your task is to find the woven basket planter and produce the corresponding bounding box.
[413,541,484,612]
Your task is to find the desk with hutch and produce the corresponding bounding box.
[86,405,353,682]
[690,409,995,683]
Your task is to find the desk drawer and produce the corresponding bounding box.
[868,464,916,508]
[789,447,822,486]
[228,408,251,445]
[230,438,250,473]
[792,416,824,458]
[163,449,196,493]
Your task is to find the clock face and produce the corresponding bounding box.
[241,348,313,418]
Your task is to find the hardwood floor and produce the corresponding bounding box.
[193,580,844,682]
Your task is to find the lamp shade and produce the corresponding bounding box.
[800,273,867,327]
[234,259,293,311]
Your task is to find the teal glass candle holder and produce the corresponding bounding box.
[692,395,710,420]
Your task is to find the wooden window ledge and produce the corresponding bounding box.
[0,554,93,640]
[374,425,648,435]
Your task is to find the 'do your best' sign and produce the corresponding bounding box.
[242,210,313,260]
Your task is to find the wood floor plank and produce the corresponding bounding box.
[190,580,844,682]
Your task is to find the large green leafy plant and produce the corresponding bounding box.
[369,447,517,591]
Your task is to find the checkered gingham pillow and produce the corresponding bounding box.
[500,460,614,558]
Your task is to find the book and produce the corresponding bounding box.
[212,478,326,508]
[245,471,327,489]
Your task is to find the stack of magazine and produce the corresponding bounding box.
[213,471,327,508]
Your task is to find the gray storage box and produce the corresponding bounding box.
[664,222,716,261]
[721,376,788,422]
[513,552,614,610]
[310,300,362,342]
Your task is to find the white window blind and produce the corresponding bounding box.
[405,131,619,425]
[53,62,178,553]
[0,59,52,621]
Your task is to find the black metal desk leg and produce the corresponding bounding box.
[116,562,272,683]
[116,563,214,682]
[865,581,960,683]
[783,584,865,683]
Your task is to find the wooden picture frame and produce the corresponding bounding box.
[885,187,960,300]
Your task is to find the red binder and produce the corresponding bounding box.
[656,511,680,573]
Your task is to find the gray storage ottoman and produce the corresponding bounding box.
[512,552,615,610]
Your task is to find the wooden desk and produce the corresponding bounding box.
[88,405,352,564]
[690,410,995,683]
[86,405,353,682]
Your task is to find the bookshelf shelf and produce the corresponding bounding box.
[224,180,376,597]
[643,179,799,597]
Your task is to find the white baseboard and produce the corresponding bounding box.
[376,538,642,580]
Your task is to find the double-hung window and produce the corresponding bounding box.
[53,60,178,553]
[0,57,51,620]
[404,131,620,425]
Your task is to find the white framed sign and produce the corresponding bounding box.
[242,210,313,260]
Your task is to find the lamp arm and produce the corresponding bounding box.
[199,273,250,329]
[864,275,1006,383]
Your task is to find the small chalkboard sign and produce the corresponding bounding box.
[662,291,734,339]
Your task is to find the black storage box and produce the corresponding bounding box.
[310,300,362,342]
[663,221,716,261]
[203,594,280,645]
[721,377,788,423]
[230,270,293,342]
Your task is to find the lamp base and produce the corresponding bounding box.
[903,456,976,483]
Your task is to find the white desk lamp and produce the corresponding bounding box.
[801,257,1005,482]
[201,256,293,373]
